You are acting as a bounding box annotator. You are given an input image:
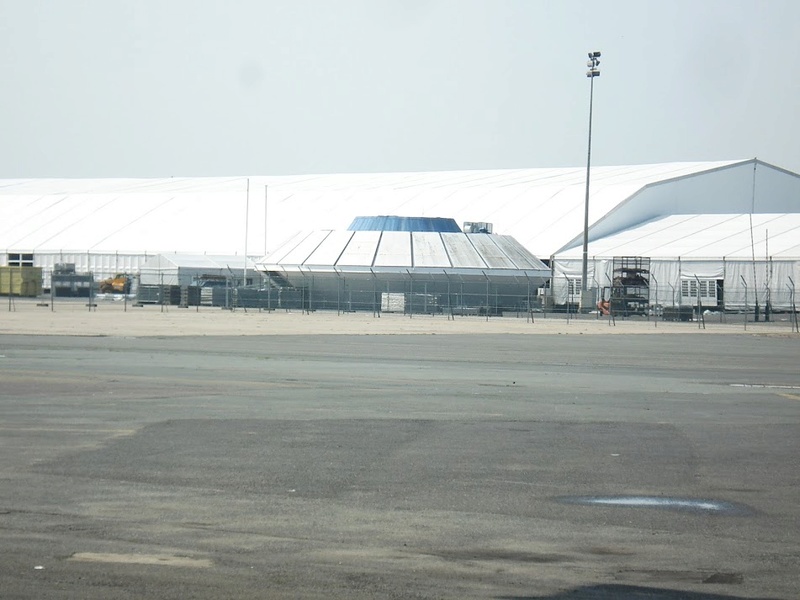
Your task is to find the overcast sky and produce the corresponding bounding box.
[1,0,798,178]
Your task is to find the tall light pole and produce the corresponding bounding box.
[582,51,601,303]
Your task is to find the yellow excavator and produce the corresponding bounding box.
[99,273,132,294]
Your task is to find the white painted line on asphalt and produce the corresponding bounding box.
[730,383,800,390]
[558,495,752,514]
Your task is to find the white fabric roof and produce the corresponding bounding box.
[259,231,549,276]
[0,160,757,258]
[140,254,258,270]
[556,214,800,260]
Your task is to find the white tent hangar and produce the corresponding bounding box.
[256,219,550,314]
[1,159,798,308]
[551,213,800,312]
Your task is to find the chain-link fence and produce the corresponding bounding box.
[3,266,799,332]
[551,277,799,330]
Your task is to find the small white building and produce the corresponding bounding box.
[138,254,260,288]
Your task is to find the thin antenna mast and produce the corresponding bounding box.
[749,160,759,320]
[244,178,250,291]
[765,228,771,318]
[264,185,269,256]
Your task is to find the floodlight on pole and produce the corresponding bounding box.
[581,51,601,298]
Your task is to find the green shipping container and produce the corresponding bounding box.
[0,266,43,297]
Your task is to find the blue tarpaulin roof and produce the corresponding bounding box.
[348,216,461,233]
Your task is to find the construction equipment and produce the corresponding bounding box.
[99,273,132,294]
[597,294,611,315]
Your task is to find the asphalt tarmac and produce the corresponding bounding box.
[1,333,799,599]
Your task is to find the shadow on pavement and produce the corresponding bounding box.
[499,584,778,600]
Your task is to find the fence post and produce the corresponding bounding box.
[371,269,379,318]
[650,272,658,328]
[484,271,490,322]
[308,269,313,313]
[740,275,748,331]
[444,270,453,321]
[335,268,341,315]
[526,274,534,324]
[406,269,413,319]
[564,274,571,324]
[694,275,705,330]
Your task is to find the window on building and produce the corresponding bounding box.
[567,278,582,302]
[7,253,34,267]
[681,279,718,305]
